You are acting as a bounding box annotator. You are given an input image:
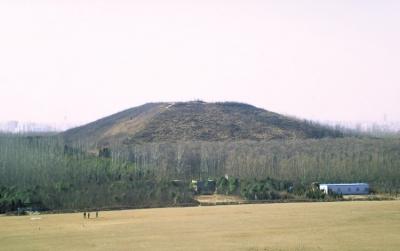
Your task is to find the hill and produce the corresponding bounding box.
[63,101,343,147]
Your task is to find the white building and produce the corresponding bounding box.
[319,183,369,195]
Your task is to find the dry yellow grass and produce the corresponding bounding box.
[1,201,399,251]
[195,194,245,205]
[103,103,167,139]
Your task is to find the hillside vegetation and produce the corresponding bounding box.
[1,101,399,212]
[1,133,399,212]
[63,101,343,147]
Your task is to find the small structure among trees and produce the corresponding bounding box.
[191,179,216,195]
[319,183,369,195]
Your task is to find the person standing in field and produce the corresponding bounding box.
[96,211,98,218]
[83,212,86,219]
[88,212,90,219]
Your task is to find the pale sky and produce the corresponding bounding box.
[0,0,399,125]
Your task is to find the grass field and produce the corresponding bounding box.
[1,201,399,251]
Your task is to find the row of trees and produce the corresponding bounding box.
[0,134,194,213]
[214,176,340,201]
[1,133,399,212]
[111,138,400,191]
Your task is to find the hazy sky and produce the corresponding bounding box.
[1,0,399,125]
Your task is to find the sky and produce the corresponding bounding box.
[0,0,399,126]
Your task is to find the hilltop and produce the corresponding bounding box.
[63,101,343,146]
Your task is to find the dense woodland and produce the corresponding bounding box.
[1,133,400,213]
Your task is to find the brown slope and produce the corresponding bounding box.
[63,101,343,147]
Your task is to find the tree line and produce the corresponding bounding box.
[1,133,399,212]
[113,138,400,191]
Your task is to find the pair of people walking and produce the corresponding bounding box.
[83,211,99,219]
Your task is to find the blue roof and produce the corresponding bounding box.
[320,183,369,186]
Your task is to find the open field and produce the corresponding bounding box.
[1,201,400,251]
